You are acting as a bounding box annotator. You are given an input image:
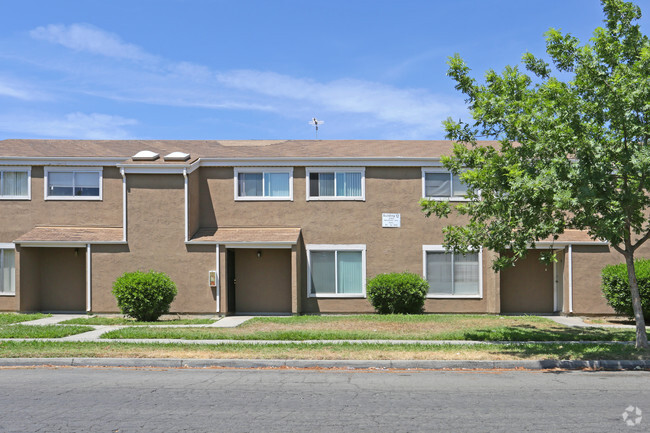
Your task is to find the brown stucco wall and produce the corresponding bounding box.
[571,245,618,315]
[231,248,292,313]
[188,169,200,238]
[18,247,40,311]
[198,166,496,314]
[89,174,217,313]
[0,166,123,244]
[500,250,554,314]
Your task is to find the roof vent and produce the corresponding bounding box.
[164,151,191,161]
[132,150,160,161]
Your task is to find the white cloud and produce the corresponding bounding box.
[0,112,138,139]
[29,24,157,62]
[0,77,49,101]
[20,23,466,138]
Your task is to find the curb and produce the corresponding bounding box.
[1,358,649,371]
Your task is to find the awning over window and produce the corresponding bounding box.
[190,227,301,245]
[14,226,124,245]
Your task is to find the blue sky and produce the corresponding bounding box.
[1,0,649,140]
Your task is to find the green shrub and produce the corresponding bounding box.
[112,271,178,321]
[367,272,429,314]
[601,259,650,320]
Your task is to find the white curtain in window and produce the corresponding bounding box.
[337,251,362,294]
[264,172,290,197]
[336,172,361,197]
[454,253,479,295]
[239,173,263,196]
[452,173,468,197]
[1,250,15,294]
[319,173,335,196]
[427,252,453,294]
[425,173,451,197]
[310,251,335,294]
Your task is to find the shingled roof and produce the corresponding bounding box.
[0,139,503,162]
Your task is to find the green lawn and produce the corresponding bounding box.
[60,317,217,326]
[0,340,647,361]
[100,314,636,342]
[0,325,94,338]
[0,313,51,325]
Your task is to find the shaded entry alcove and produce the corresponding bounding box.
[227,248,292,314]
[500,250,555,314]
[19,247,86,312]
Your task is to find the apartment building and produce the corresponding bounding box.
[0,139,631,315]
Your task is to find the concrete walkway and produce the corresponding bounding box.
[546,315,640,329]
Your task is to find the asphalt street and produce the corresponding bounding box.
[0,366,648,432]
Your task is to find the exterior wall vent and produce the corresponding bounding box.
[164,151,191,161]
[132,150,160,161]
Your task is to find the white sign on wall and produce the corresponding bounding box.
[382,213,401,228]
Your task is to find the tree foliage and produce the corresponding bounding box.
[421,0,650,347]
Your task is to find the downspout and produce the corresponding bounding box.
[86,244,91,312]
[568,244,573,314]
[216,245,220,313]
[120,168,127,242]
[183,168,189,243]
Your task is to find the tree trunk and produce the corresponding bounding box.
[624,251,649,349]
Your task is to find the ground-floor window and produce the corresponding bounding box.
[0,247,15,295]
[307,245,366,297]
[423,246,481,297]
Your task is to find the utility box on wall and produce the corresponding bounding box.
[209,270,217,287]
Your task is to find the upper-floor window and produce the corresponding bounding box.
[422,168,468,200]
[44,168,102,200]
[0,167,30,200]
[423,245,482,298]
[0,245,15,295]
[234,168,293,201]
[306,168,365,201]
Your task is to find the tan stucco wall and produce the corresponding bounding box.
[198,166,496,314]
[0,166,123,243]
[500,250,554,314]
[571,245,618,315]
[232,248,292,313]
[89,174,217,313]
[188,169,200,238]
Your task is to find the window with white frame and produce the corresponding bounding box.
[235,168,293,200]
[424,246,481,297]
[308,245,366,297]
[45,168,102,200]
[306,168,365,200]
[0,246,15,295]
[0,168,30,199]
[422,169,467,199]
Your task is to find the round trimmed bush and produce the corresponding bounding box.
[367,272,429,314]
[601,259,650,321]
[112,270,178,321]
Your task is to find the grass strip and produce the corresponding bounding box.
[0,340,648,360]
[60,317,216,326]
[0,313,51,325]
[101,325,636,342]
[0,325,94,338]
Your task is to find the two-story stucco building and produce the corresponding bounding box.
[0,139,638,315]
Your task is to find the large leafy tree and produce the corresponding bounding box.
[421,0,650,348]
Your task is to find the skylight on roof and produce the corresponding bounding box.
[132,150,160,161]
[164,151,190,161]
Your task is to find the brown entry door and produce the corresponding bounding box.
[500,250,554,314]
[233,249,291,313]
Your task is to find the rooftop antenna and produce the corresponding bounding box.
[309,117,324,139]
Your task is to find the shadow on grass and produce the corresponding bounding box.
[489,342,649,361]
[462,324,635,342]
